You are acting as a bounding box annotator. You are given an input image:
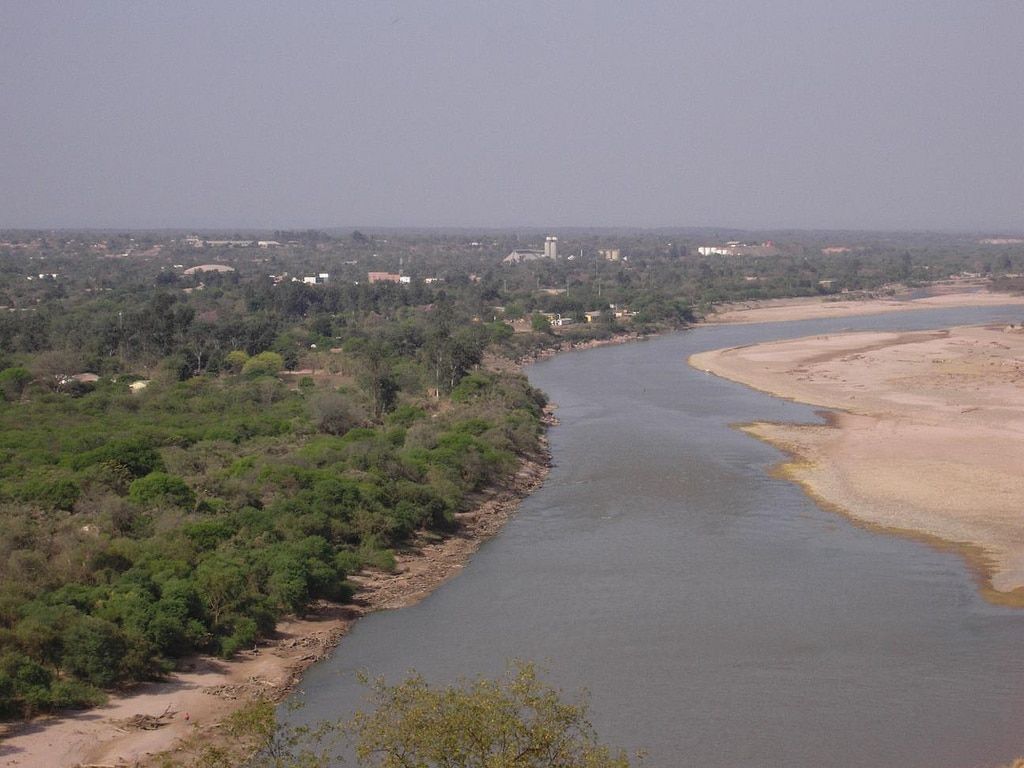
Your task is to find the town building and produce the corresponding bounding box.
[183,264,236,275]
[697,241,779,257]
[503,249,546,264]
[503,235,560,264]
[367,272,403,284]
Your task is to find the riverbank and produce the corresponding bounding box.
[706,283,1024,324]
[690,323,1024,605]
[0,409,555,768]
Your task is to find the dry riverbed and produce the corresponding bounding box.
[691,322,1024,604]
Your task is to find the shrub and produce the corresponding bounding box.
[68,438,165,478]
[129,472,195,509]
[61,616,127,687]
[224,350,249,374]
[242,351,284,377]
[16,474,81,511]
[0,367,32,401]
[310,391,361,436]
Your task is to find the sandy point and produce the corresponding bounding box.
[690,321,1024,605]
[704,285,1024,325]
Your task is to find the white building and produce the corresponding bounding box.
[503,249,546,264]
[697,241,779,257]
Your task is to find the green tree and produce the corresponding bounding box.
[351,340,399,418]
[225,349,250,373]
[309,391,361,436]
[0,366,32,400]
[61,616,127,687]
[243,351,284,377]
[350,662,635,768]
[154,664,635,768]
[129,472,195,509]
[531,313,552,333]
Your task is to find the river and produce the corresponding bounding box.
[293,305,1024,767]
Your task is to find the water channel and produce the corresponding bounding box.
[293,305,1024,767]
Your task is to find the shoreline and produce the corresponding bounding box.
[5,287,1021,764]
[691,320,1024,607]
[744,413,1024,609]
[1,328,646,768]
[0,409,556,768]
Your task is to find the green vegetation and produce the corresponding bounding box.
[0,363,546,715]
[0,227,1019,719]
[157,662,636,768]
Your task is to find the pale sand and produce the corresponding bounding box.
[690,324,1024,603]
[706,285,1024,325]
[0,438,552,768]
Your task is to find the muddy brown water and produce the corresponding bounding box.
[291,306,1024,768]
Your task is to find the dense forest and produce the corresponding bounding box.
[0,228,1021,717]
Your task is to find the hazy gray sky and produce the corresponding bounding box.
[2,1,1022,230]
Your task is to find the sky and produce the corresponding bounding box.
[1,1,1022,231]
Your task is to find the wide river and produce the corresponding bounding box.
[294,306,1024,767]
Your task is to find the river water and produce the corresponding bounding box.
[293,306,1024,768]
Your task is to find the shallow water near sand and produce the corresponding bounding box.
[290,305,1024,768]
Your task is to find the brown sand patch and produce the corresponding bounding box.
[691,325,1024,603]
[706,286,1024,325]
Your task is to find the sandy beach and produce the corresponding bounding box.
[706,283,1024,324]
[0,430,552,768]
[690,322,1024,604]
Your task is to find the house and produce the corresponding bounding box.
[183,264,236,275]
[697,241,779,257]
[205,239,255,247]
[302,272,330,285]
[583,310,604,323]
[368,272,403,284]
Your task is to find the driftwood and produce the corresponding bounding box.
[114,704,176,731]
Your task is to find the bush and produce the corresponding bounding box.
[0,367,32,401]
[309,391,361,436]
[129,472,195,509]
[48,678,106,710]
[0,651,53,717]
[69,438,165,478]
[16,474,81,511]
[61,616,127,687]
[348,662,634,768]
[242,351,284,377]
[224,350,249,374]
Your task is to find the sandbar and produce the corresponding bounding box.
[690,323,1024,603]
[706,284,1024,324]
